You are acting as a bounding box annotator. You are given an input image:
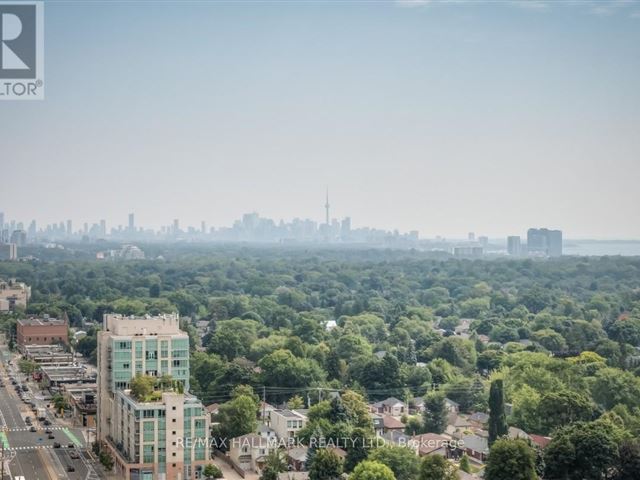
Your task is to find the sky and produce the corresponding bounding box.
[1,0,640,239]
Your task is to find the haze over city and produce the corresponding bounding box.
[2,1,640,238]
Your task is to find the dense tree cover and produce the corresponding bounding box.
[485,438,537,480]
[418,455,458,480]
[309,448,343,480]
[3,248,640,477]
[350,461,396,480]
[542,415,636,480]
[368,446,420,480]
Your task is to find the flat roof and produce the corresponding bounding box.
[18,318,67,327]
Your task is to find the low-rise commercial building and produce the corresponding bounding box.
[17,316,68,348]
[0,279,30,311]
[23,344,74,365]
[64,384,98,427]
[40,365,96,388]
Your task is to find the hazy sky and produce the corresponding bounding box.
[2,0,640,238]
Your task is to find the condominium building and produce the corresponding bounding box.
[97,313,210,480]
[527,228,563,257]
[507,236,522,256]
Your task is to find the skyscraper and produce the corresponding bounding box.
[100,219,107,237]
[128,213,135,232]
[67,219,73,236]
[507,236,521,256]
[325,188,330,226]
[527,228,563,257]
[97,314,210,480]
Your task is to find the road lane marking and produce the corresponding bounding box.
[0,430,9,448]
[62,428,83,447]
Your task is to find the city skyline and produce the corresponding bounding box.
[1,1,639,238]
[1,205,572,242]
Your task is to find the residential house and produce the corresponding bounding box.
[372,414,405,436]
[457,433,489,462]
[259,401,277,421]
[412,433,451,457]
[529,434,552,449]
[444,398,460,413]
[206,403,220,422]
[372,397,405,416]
[287,446,308,471]
[270,409,307,440]
[446,413,472,437]
[468,412,489,429]
[228,433,277,474]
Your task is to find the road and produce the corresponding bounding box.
[0,347,99,480]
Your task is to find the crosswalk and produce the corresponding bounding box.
[2,425,65,432]
[6,444,56,451]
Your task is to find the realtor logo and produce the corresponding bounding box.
[0,1,43,99]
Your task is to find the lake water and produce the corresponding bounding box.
[563,241,640,256]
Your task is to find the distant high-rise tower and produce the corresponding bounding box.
[325,188,330,226]
[527,228,562,257]
[507,236,521,256]
[0,211,4,230]
[128,213,135,232]
[66,219,72,236]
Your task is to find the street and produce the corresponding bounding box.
[0,347,99,480]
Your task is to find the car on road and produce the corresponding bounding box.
[47,434,55,439]
[67,464,75,472]
[69,451,80,459]
[29,426,37,432]
[67,443,75,448]
[45,428,52,434]
[43,419,51,426]
[53,442,61,448]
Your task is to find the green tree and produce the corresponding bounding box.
[212,393,258,445]
[537,390,596,435]
[52,393,68,411]
[130,374,156,401]
[260,450,288,480]
[543,418,622,480]
[459,455,471,474]
[203,464,223,479]
[488,379,508,445]
[288,394,305,409]
[309,448,343,480]
[418,455,458,480]
[18,358,38,375]
[350,461,396,480]
[370,446,420,480]
[423,392,447,434]
[485,438,537,480]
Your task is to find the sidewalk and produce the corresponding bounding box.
[211,456,259,480]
